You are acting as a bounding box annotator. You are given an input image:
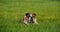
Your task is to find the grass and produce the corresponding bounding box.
[0,0,60,32]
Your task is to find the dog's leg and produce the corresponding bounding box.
[23,20,28,25]
[33,18,38,24]
[23,16,29,25]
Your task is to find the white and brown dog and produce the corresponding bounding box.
[23,13,38,25]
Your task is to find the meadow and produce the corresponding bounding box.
[0,0,60,32]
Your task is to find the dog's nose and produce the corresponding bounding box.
[31,17,33,19]
[30,17,33,21]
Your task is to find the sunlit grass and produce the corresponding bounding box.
[0,0,60,32]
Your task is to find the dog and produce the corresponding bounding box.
[23,13,38,25]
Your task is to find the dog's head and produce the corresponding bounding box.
[25,13,36,23]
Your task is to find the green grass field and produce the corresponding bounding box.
[0,0,60,32]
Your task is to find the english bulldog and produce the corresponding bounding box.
[23,13,38,25]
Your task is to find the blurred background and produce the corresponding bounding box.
[0,0,60,32]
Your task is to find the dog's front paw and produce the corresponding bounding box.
[33,22,38,24]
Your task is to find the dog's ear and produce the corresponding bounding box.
[32,13,36,17]
[26,13,30,17]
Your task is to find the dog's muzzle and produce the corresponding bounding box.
[30,17,33,21]
[29,17,34,23]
